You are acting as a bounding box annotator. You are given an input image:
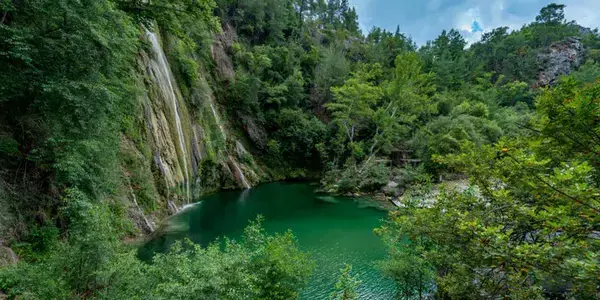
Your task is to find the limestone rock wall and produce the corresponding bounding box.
[120,25,264,234]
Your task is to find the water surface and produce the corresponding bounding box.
[142,182,396,299]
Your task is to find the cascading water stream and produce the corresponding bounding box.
[210,102,227,140]
[145,29,191,201]
[231,158,251,189]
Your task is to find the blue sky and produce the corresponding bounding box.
[349,0,600,46]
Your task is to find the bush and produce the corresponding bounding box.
[270,108,327,169]
[0,188,118,298]
[99,217,313,299]
[324,158,390,194]
[1,216,313,300]
[358,160,389,192]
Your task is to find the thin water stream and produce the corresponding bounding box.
[146,30,191,201]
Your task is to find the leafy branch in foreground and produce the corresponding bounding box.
[330,264,361,300]
[1,213,314,299]
[378,77,600,299]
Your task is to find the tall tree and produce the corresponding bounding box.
[535,3,566,24]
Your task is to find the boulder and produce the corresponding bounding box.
[240,115,268,149]
[386,181,399,189]
[0,245,18,267]
[537,37,585,87]
[382,181,403,197]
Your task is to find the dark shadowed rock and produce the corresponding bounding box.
[537,37,585,86]
[211,23,237,82]
[240,114,268,149]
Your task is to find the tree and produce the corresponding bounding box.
[382,76,600,298]
[419,29,468,90]
[0,0,142,238]
[330,264,361,300]
[377,188,435,300]
[312,46,350,113]
[535,3,566,24]
[386,52,436,139]
[342,6,359,34]
[327,63,383,158]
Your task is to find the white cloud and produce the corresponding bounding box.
[455,7,481,44]
[455,0,531,45]
[564,0,600,29]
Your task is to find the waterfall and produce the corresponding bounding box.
[181,201,201,212]
[210,102,227,140]
[145,29,191,201]
[231,158,251,189]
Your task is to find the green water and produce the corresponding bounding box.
[142,182,396,299]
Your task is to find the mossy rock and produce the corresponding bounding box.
[0,245,18,267]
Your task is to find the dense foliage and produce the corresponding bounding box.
[379,73,600,299]
[1,0,599,298]
[0,204,312,299]
[212,0,599,195]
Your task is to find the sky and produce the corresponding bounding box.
[348,0,600,46]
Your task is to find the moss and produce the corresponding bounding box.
[197,159,222,195]
[119,133,161,213]
[106,191,137,237]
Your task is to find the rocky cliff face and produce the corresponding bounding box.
[121,26,264,233]
[537,37,586,86]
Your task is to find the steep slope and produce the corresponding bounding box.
[119,25,264,233]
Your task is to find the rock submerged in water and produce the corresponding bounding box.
[355,196,389,211]
[316,196,340,204]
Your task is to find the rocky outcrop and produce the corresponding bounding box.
[382,181,403,197]
[212,23,237,82]
[0,244,18,267]
[211,23,269,150]
[537,37,585,86]
[240,115,268,149]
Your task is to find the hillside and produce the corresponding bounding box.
[0,1,599,299]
